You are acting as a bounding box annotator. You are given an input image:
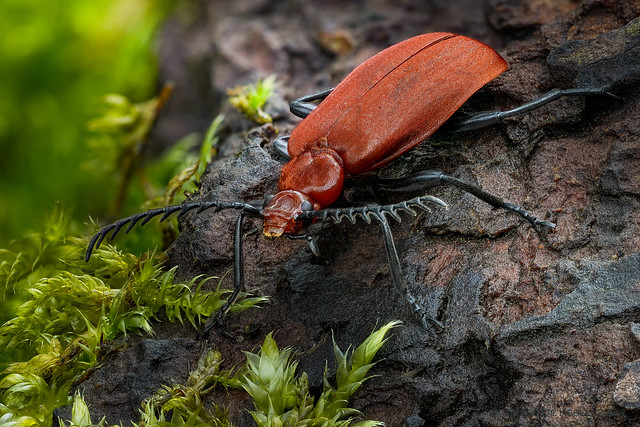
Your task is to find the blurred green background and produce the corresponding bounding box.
[0,0,171,245]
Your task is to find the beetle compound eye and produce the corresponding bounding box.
[300,200,313,211]
[263,195,274,208]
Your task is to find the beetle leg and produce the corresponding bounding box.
[273,135,291,160]
[287,233,320,256]
[227,212,247,316]
[289,87,334,118]
[203,212,247,335]
[373,171,555,230]
[451,87,617,132]
[378,215,444,332]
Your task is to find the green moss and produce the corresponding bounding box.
[240,322,400,426]
[53,322,399,426]
[228,75,278,124]
[0,221,266,424]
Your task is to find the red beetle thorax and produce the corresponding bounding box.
[262,143,345,237]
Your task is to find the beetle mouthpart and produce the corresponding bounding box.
[263,227,284,239]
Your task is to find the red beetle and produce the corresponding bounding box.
[87,33,610,331]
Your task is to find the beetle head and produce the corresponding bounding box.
[262,190,319,237]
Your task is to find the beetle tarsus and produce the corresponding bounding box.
[306,235,319,256]
[200,311,239,340]
[404,288,444,332]
[379,215,443,332]
[287,233,320,256]
[452,86,618,132]
[502,202,556,231]
[200,312,224,339]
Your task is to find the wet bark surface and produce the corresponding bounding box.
[74,1,640,425]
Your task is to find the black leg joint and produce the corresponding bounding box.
[289,87,334,118]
